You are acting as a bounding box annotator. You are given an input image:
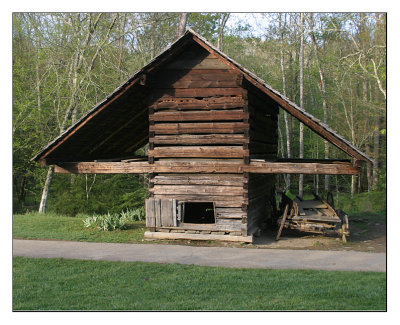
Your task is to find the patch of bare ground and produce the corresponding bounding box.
[151,214,386,252]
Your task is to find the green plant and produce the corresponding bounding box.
[120,207,145,222]
[83,213,127,231]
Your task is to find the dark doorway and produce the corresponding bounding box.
[183,202,215,224]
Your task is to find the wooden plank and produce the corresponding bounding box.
[161,223,239,232]
[165,58,230,70]
[154,199,161,227]
[144,231,253,243]
[293,198,306,216]
[244,161,361,175]
[150,96,245,110]
[54,161,360,175]
[145,199,156,227]
[151,134,249,145]
[150,185,245,195]
[172,199,177,227]
[276,204,289,241]
[150,110,248,122]
[161,199,174,227]
[149,146,248,158]
[151,88,243,99]
[300,201,328,209]
[153,175,245,186]
[154,194,246,204]
[150,122,248,134]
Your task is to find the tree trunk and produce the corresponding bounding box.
[38,166,54,213]
[217,13,230,50]
[299,13,305,197]
[279,13,291,190]
[176,13,189,39]
[372,112,380,188]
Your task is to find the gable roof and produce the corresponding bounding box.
[32,28,373,164]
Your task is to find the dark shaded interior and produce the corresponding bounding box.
[183,202,215,224]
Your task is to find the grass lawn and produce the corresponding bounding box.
[13,257,386,311]
[13,213,146,243]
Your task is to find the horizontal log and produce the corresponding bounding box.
[149,146,248,158]
[150,122,248,134]
[150,110,248,122]
[54,160,360,175]
[144,231,253,243]
[150,185,246,195]
[159,223,241,232]
[153,195,247,205]
[152,71,239,88]
[165,58,230,70]
[152,175,245,186]
[151,88,243,99]
[151,134,249,145]
[150,96,245,110]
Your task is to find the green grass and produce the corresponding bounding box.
[336,191,386,216]
[13,212,146,243]
[12,257,386,311]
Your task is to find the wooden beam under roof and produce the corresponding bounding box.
[54,160,360,175]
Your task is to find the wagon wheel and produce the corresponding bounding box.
[276,204,289,241]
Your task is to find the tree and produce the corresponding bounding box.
[299,13,305,197]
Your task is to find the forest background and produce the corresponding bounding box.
[12,12,387,216]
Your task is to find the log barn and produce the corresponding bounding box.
[33,29,373,243]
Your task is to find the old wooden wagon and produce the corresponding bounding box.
[33,29,372,243]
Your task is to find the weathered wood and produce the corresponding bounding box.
[151,87,243,99]
[145,199,156,227]
[149,110,248,122]
[150,96,245,110]
[245,161,360,175]
[165,58,230,70]
[151,134,249,145]
[149,146,248,158]
[150,185,245,195]
[172,199,177,227]
[276,204,289,241]
[150,122,248,135]
[298,201,328,209]
[153,174,245,186]
[54,160,360,175]
[161,199,174,227]
[144,231,253,243]
[154,199,161,227]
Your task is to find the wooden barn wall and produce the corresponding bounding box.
[246,85,279,234]
[146,42,249,234]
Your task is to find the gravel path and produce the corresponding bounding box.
[13,239,386,272]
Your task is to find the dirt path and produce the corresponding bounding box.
[13,239,386,272]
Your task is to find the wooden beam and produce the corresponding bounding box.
[54,160,360,175]
[244,161,360,175]
[144,231,253,243]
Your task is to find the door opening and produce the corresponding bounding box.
[182,202,215,224]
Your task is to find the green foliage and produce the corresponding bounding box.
[120,207,145,222]
[83,213,127,231]
[13,257,386,310]
[82,207,145,231]
[336,191,386,215]
[46,174,147,216]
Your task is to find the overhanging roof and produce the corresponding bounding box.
[32,28,373,164]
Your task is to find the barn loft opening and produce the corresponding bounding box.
[183,202,215,224]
